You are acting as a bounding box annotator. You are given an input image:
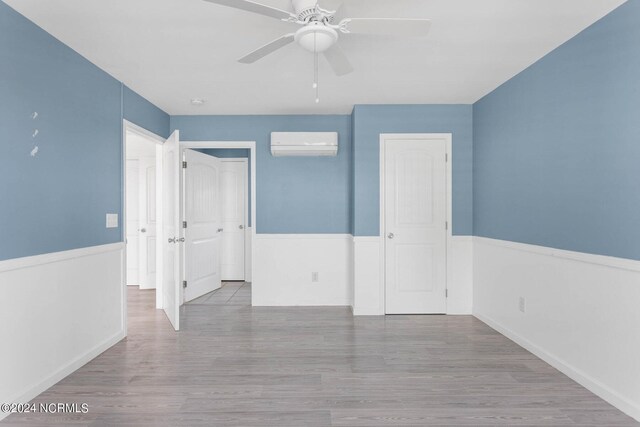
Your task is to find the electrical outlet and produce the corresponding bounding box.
[519,297,526,313]
[311,272,319,283]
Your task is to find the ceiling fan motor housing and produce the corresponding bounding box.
[291,0,319,16]
[295,23,338,53]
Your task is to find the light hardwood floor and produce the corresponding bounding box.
[4,287,637,426]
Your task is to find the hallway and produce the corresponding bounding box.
[2,288,635,426]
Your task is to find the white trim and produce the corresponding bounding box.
[0,242,125,273]
[254,234,352,240]
[352,236,381,243]
[474,236,640,272]
[181,141,257,149]
[179,141,257,302]
[379,133,453,314]
[475,312,640,422]
[123,119,166,144]
[2,331,125,422]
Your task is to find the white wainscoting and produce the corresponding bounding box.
[352,237,383,315]
[245,227,252,283]
[447,236,473,314]
[473,237,640,422]
[252,234,352,306]
[352,235,473,316]
[0,243,126,420]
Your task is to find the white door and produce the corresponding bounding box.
[220,160,247,281]
[162,131,180,330]
[384,137,448,314]
[183,149,223,302]
[125,159,140,285]
[138,156,157,289]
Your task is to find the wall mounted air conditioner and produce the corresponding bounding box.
[271,132,338,157]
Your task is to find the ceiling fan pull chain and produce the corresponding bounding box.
[314,31,320,103]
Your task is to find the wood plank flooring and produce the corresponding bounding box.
[3,287,637,426]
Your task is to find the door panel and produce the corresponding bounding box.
[385,138,447,314]
[162,131,180,331]
[138,156,157,289]
[184,149,222,302]
[220,160,246,281]
[125,159,140,285]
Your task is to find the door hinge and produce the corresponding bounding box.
[182,280,187,289]
[445,153,448,162]
[183,221,187,229]
[445,289,448,298]
[182,161,187,169]
[445,221,449,230]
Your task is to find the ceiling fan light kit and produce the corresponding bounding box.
[203,0,432,103]
[295,24,338,53]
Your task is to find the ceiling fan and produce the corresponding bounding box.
[202,0,432,77]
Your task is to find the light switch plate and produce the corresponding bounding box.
[106,213,119,228]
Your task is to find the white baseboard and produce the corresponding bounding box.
[1,330,125,421]
[252,234,352,306]
[0,243,126,420]
[473,237,640,422]
[475,311,640,422]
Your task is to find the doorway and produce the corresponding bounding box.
[125,131,157,290]
[123,121,165,320]
[180,143,255,306]
[380,134,452,314]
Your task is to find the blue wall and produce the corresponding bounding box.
[473,0,640,261]
[352,105,474,236]
[0,2,122,260]
[0,2,169,261]
[171,115,352,234]
[123,86,170,139]
[196,149,252,227]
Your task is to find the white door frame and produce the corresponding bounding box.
[122,120,166,335]
[379,133,453,314]
[179,141,257,306]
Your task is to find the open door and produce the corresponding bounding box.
[162,131,180,330]
[183,149,223,302]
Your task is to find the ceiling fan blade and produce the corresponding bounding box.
[341,18,431,37]
[323,45,354,76]
[238,34,296,64]
[202,0,296,21]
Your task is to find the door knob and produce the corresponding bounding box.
[217,228,224,233]
[168,237,176,243]
[239,225,244,230]
[140,228,147,233]
[177,237,185,243]
[387,233,395,239]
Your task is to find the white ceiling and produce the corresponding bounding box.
[5,0,626,115]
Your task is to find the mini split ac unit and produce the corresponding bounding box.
[271,132,338,157]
